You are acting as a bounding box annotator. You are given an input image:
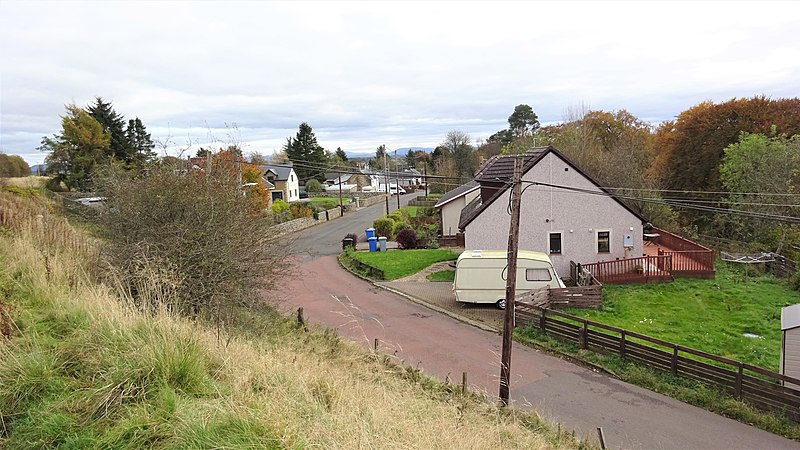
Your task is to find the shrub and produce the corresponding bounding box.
[392,221,409,236]
[270,199,290,215]
[396,229,418,249]
[790,271,800,291]
[305,179,322,193]
[289,202,314,219]
[373,217,393,238]
[387,211,404,224]
[95,167,289,317]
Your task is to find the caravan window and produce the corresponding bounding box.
[525,268,552,282]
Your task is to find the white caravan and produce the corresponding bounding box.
[454,250,565,309]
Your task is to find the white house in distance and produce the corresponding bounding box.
[435,180,479,237]
[261,165,300,202]
[458,146,646,276]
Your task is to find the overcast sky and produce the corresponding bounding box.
[1,1,799,166]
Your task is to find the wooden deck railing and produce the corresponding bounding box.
[652,227,715,278]
[580,255,673,284]
[515,302,800,422]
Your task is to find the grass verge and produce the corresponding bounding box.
[515,326,800,441]
[563,262,796,370]
[427,269,455,282]
[348,248,458,280]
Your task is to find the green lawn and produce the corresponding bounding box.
[426,270,455,282]
[351,249,458,280]
[565,262,797,370]
[400,206,418,217]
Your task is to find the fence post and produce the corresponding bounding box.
[671,344,678,375]
[735,363,743,400]
[579,320,588,350]
[539,308,546,332]
[462,372,468,395]
[620,330,626,358]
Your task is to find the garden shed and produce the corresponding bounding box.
[781,303,800,387]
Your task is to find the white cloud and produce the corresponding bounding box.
[1,1,799,165]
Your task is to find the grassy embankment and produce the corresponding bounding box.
[0,191,589,449]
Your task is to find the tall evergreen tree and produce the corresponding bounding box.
[40,104,111,191]
[283,122,325,181]
[88,97,131,162]
[335,147,348,161]
[125,117,156,165]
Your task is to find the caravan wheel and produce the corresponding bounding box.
[496,298,506,310]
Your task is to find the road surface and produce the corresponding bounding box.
[276,195,798,449]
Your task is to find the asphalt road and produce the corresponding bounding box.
[278,196,798,449]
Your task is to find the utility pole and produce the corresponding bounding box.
[423,161,428,197]
[384,151,389,214]
[338,173,344,216]
[395,149,400,210]
[499,156,523,407]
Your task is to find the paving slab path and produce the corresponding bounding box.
[278,255,798,450]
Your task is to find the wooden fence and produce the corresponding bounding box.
[515,303,800,422]
[652,227,715,278]
[580,255,673,284]
[766,255,798,278]
[438,233,465,248]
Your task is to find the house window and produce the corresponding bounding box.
[526,268,552,282]
[548,232,562,255]
[597,231,610,253]
[267,176,275,183]
[291,174,294,182]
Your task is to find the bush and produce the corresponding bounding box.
[790,271,800,291]
[392,221,409,236]
[95,167,289,317]
[373,217,393,238]
[290,202,314,219]
[305,179,322,193]
[387,210,406,223]
[396,229,418,249]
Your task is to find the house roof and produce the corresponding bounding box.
[260,165,294,181]
[458,146,647,231]
[325,172,353,184]
[435,180,479,209]
[782,304,800,331]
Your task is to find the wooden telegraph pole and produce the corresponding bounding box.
[499,155,523,407]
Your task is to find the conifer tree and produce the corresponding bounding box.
[283,122,325,181]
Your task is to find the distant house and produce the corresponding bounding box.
[261,165,300,202]
[325,171,371,190]
[435,180,479,237]
[459,146,646,276]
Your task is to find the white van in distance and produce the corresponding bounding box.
[454,250,565,309]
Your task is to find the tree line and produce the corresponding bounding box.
[38,98,156,191]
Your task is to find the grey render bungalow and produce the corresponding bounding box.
[458,146,647,276]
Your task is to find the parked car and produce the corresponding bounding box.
[388,184,406,195]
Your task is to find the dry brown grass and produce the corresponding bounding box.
[0,191,588,449]
[0,176,49,189]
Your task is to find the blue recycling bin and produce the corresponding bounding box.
[365,227,375,240]
[368,236,378,252]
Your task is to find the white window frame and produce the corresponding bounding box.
[596,229,611,253]
[548,231,563,255]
